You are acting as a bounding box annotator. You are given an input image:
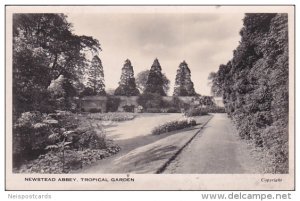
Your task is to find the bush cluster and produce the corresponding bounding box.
[122,105,135,113]
[185,108,208,117]
[17,144,121,173]
[87,112,136,121]
[13,110,115,170]
[152,118,196,135]
[13,111,56,167]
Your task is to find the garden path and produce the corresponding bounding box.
[163,113,264,173]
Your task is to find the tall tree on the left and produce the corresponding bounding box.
[13,14,101,114]
[86,56,106,95]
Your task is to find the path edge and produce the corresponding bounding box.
[155,114,214,174]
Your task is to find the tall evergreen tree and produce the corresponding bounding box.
[86,55,106,95]
[114,59,139,96]
[173,61,196,96]
[136,70,170,94]
[144,58,166,96]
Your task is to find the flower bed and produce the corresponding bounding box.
[13,110,121,173]
[87,112,136,121]
[152,118,197,135]
[16,144,120,173]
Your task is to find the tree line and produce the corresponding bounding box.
[83,57,197,97]
[209,13,289,173]
[13,13,200,116]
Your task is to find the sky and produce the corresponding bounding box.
[67,11,245,96]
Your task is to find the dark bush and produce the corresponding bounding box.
[80,87,96,97]
[185,107,209,117]
[106,96,121,112]
[122,105,135,113]
[17,144,121,173]
[89,108,102,113]
[170,96,190,110]
[165,107,181,113]
[13,111,57,167]
[72,128,107,150]
[145,108,162,113]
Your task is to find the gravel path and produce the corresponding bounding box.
[163,113,264,174]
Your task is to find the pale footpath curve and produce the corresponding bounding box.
[163,113,263,174]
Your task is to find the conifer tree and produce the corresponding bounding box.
[173,61,196,96]
[144,58,166,96]
[86,55,106,95]
[114,59,140,96]
[136,70,170,94]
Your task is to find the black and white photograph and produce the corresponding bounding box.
[5,5,295,190]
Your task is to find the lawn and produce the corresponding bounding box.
[101,113,186,140]
[76,113,213,173]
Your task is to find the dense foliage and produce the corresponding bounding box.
[144,59,166,96]
[185,107,208,117]
[106,96,121,112]
[136,70,170,94]
[114,59,140,96]
[210,13,289,173]
[173,61,196,96]
[86,55,106,95]
[17,145,120,173]
[13,110,112,169]
[13,14,101,114]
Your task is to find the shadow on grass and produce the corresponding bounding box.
[116,126,199,153]
[114,145,178,173]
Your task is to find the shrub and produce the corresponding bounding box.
[17,144,121,173]
[145,108,162,113]
[152,118,197,135]
[89,108,102,113]
[165,107,181,113]
[122,105,135,113]
[13,111,57,167]
[185,107,209,117]
[80,87,96,96]
[170,96,190,110]
[106,96,121,112]
[13,110,116,170]
[72,124,107,151]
